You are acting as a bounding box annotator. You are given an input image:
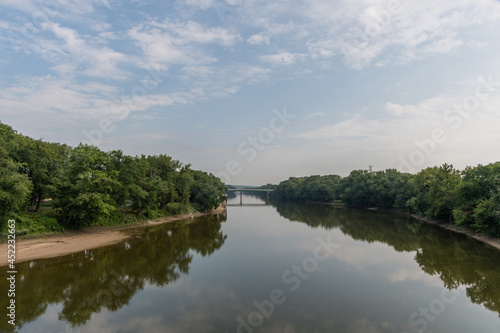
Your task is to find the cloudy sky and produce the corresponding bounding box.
[1,0,499,185]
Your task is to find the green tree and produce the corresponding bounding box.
[368,169,415,209]
[18,139,70,212]
[53,145,120,226]
[275,177,304,200]
[147,154,181,207]
[0,151,32,218]
[190,170,225,210]
[0,123,33,218]
[452,162,500,231]
[406,164,461,221]
[472,195,500,236]
[175,165,194,205]
[340,170,375,206]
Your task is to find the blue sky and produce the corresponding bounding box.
[1,0,499,185]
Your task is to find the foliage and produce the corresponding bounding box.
[258,183,278,189]
[0,212,63,237]
[53,145,121,227]
[190,170,226,211]
[0,121,227,234]
[0,123,33,222]
[272,162,500,237]
[0,154,33,227]
[274,175,341,202]
[17,139,70,212]
[407,163,461,220]
[1,120,499,238]
[452,162,500,236]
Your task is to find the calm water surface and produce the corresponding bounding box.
[1,194,500,333]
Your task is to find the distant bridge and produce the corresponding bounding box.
[224,188,274,205]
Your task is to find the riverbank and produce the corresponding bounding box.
[354,204,500,251]
[287,200,500,250]
[406,213,500,251]
[0,206,226,266]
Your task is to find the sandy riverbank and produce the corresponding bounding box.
[0,206,226,266]
[407,213,500,251]
[326,203,500,251]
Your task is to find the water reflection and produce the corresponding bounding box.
[2,197,500,333]
[270,199,500,316]
[0,214,227,333]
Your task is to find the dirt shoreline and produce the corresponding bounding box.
[2,203,498,267]
[0,206,226,267]
[405,212,500,251]
[320,202,500,251]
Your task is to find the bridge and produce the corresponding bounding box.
[224,188,274,205]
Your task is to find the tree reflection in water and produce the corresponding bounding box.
[271,199,500,316]
[0,213,227,332]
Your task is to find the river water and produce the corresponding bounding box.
[1,193,500,333]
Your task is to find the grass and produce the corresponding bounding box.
[0,202,201,242]
[0,210,64,241]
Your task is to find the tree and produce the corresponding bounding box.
[452,162,500,231]
[53,145,120,227]
[147,155,181,207]
[406,164,461,221]
[190,171,225,210]
[175,165,194,206]
[17,139,70,212]
[0,123,33,218]
[0,151,32,218]
[340,170,375,206]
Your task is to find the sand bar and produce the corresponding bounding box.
[0,206,226,266]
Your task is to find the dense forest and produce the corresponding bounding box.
[272,163,500,237]
[0,122,225,235]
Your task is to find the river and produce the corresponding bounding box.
[1,193,500,333]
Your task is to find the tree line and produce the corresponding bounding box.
[0,122,225,230]
[271,163,500,237]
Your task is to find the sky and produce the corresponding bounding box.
[0,0,499,185]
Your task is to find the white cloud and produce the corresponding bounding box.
[9,21,130,80]
[177,64,270,99]
[0,76,189,121]
[175,21,239,45]
[233,0,500,69]
[247,33,270,45]
[0,0,41,13]
[260,51,304,65]
[304,112,325,120]
[181,0,215,10]
[231,65,270,83]
[128,20,240,70]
